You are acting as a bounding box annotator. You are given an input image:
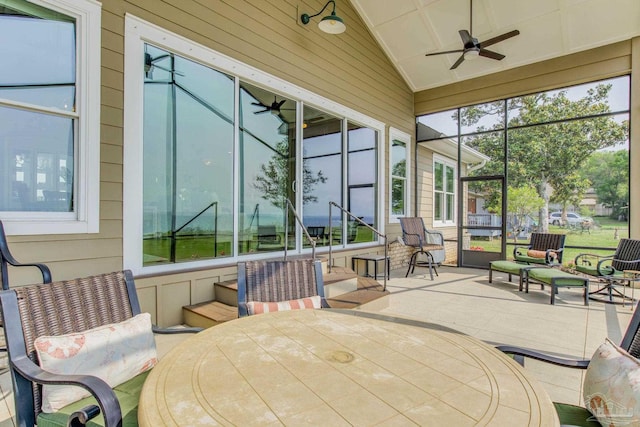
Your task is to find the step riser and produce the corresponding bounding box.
[215,283,239,307]
[324,277,358,298]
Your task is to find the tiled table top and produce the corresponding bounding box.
[139,309,559,426]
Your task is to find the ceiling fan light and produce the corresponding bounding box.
[464,48,480,60]
[318,13,345,34]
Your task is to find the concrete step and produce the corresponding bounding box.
[182,301,237,328]
[321,266,359,298]
[326,276,390,310]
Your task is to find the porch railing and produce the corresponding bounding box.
[283,198,316,261]
[328,201,388,291]
[170,201,218,263]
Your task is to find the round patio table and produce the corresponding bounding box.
[139,309,558,426]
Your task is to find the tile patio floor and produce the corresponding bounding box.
[0,265,634,425]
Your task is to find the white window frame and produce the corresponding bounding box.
[433,154,457,227]
[123,15,385,275]
[388,128,410,223]
[0,0,101,235]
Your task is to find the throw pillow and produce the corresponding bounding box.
[583,338,640,426]
[35,313,157,413]
[527,249,557,260]
[247,295,322,315]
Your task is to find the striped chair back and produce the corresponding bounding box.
[529,233,566,262]
[399,217,427,247]
[611,238,640,273]
[237,259,326,317]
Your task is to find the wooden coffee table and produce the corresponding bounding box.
[139,309,559,426]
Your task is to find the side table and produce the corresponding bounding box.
[351,254,390,280]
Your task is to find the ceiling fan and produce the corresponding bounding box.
[425,0,520,70]
[252,96,294,115]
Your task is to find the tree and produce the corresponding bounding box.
[507,185,544,242]
[253,139,327,209]
[461,84,628,232]
[582,150,629,218]
[549,172,590,220]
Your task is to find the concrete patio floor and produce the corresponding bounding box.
[0,265,634,425]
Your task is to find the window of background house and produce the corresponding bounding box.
[433,155,456,226]
[0,0,100,234]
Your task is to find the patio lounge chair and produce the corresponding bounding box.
[0,270,201,427]
[513,232,566,265]
[497,300,640,427]
[256,225,283,251]
[574,238,640,303]
[399,217,445,280]
[237,259,328,317]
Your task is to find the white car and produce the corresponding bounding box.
[549,212,592,226]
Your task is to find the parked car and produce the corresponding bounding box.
[549,211,592,226]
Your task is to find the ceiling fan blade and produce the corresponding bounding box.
[425,49,464,57]
[450,54,465,70]
[275,99,286,109]
[458,29,473,46]
[478,49,505,61]
[255,109,269,114]
[251,101,267,107]
[478,29,520,48]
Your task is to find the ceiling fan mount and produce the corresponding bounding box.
[425,0,520,70]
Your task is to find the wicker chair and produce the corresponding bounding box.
[513,232,566,265]
[399,217,445,280]
[0,219,52,290]
[497,301,640,427]
[237,259,328,317]
[0,270,201,427]
[574,238,640,303]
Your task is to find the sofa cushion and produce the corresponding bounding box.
[247,295,322,315]
[583,338,640,426]
[35,313,157,412]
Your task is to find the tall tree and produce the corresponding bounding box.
[582,150,629,218]
[460,84,628,231]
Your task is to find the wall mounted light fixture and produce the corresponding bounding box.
[300,0,346,34]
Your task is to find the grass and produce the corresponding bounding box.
[469,216,629,265]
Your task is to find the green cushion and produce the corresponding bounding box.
[553,402,600,427]
[490,260,527,274]
[528,268,587,286]
[37,371,150,427]
[575,264,616,277]
[514,254,548,265]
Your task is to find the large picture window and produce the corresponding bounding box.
[124,16,384,273]
[0,0,100,234]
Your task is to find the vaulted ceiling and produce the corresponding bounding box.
[350,0,640,92]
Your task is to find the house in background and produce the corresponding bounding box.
[1,0,638,326]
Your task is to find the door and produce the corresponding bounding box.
[459,175,506,268]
